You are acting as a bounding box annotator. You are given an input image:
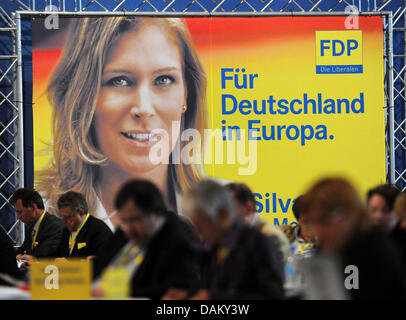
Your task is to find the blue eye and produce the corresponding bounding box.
[105,76,132,87]
[154,75,175,86]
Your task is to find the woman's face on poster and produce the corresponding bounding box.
[94,21,186,175]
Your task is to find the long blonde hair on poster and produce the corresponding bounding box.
[36,17,208,215]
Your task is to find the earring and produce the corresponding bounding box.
[182,105,187,112]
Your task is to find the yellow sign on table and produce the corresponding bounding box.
[30,259,91,300]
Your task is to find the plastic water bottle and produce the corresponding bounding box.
[284,243,303,297]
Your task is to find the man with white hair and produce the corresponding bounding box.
[169,179,284,300]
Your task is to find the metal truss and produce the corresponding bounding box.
[0,0,405,245]
[0,5,25,245]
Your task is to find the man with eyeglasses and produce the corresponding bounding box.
[10,188,64,263]
[163,179,285,300]
[93,179,200,300]
[54,191,113,261]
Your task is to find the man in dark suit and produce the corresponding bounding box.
[164,179,285,300]
[55,191,113,260]
[98,179,199,300]
[10,188,64,261]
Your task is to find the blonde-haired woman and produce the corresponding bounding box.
[36,17,208,230]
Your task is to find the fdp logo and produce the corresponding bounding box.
[315,30,363,74]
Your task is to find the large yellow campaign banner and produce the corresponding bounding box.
[32,16,385,225]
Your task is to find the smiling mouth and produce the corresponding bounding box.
[120,131,161,146]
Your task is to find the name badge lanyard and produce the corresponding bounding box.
[32,211,46,250]
[298,242,311,255]
[69,213,90,253]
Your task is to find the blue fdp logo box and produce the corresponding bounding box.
[315,30,363,74]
